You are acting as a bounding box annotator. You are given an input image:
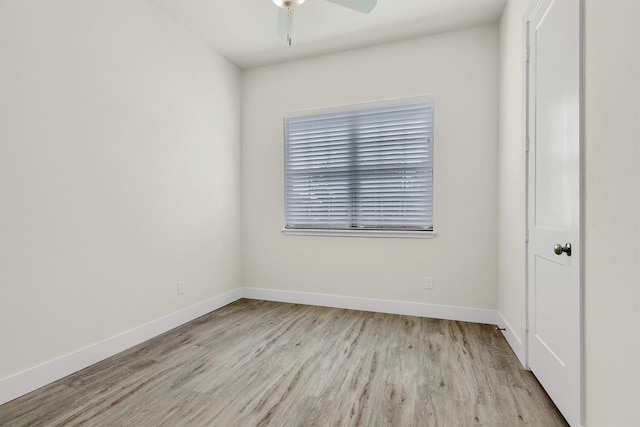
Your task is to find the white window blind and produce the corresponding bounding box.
[284,99,434,232]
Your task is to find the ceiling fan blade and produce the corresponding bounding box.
[325,0,377,14]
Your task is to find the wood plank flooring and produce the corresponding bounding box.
[0,299,567,426]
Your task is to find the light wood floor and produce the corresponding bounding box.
[0,299,567,426]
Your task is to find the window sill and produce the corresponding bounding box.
[281,228,437,239]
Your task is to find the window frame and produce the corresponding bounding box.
[282,96,436,239]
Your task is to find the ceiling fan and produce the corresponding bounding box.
[273,0,377,46]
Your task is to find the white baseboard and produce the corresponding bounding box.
[242,287,499,325]
[496,311,526,367]
[1,287,502,405]
[0,288,242,405]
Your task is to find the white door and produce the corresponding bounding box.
[526,0,582,426]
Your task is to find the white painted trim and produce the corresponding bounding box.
[242,287,498,325]
[522,1,533,373]
[497,311,526,368]
[1,287,500,405]
[281,228,436,239]
[0,288,243,405]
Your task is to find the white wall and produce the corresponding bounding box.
[242,25,499,310]
[497,0,527,354]
[583,0,640,424]
[0,0,242,379]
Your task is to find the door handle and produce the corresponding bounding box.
[554,243,572,256]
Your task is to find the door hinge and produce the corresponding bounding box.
[526,45,530,62]
[525,136,530,152]
[525,229,529,243]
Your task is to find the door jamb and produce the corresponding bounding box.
[522,8,533,372]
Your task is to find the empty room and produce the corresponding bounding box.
[0,0,638,426]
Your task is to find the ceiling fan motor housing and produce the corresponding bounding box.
[273,0,306,10]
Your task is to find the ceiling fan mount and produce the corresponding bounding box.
[272,0,307,10]
[273,0,377,46]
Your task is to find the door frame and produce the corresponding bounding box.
[523,0,584,424]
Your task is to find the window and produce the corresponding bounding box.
[283,98,434,236]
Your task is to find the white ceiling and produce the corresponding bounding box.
[152,0,507,69]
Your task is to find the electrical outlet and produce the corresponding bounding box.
[424,276,433,290]
[177,281,185,295]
